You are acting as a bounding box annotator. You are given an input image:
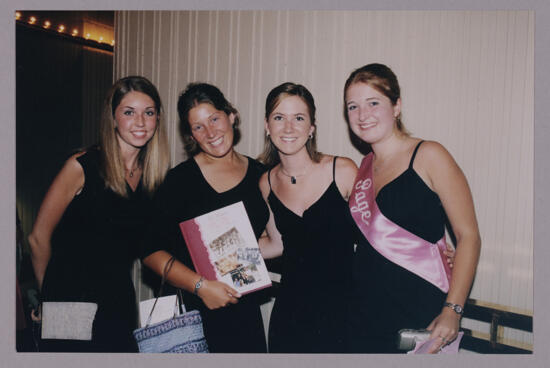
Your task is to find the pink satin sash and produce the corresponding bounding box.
[349,153,451,293]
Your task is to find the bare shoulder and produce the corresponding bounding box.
[321,154,357,170]
[332,155,359,199]
[318,153,334,166]
[415,140,457,168]
[335,156,359,175]
[259,169,272,198]
[63,151,86,176]
[414,140,464,190]
[57,151,87,193]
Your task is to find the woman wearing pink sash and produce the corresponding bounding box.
[344,64,481,353]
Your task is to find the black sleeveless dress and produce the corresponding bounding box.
[267,157,355,353]
[40,148,152,352]
[349,141,448,353]
[141,157,269,353]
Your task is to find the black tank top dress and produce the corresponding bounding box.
[267,157,355,353]
[40,148,153,352]
[348,141,448,353]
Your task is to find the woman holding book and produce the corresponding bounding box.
[257,82,358,353]
[28,76,170,352]
[141,83,275,353]
[344,63,481,353]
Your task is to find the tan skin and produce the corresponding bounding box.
[346,82,481,353]
[28,91,158,319]
[259,154,358,258]
[258,95,358,260]
[142,103,250,309]
[258,95,455,265]
[142,100,364,308]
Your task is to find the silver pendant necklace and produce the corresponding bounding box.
[280,165,311,184]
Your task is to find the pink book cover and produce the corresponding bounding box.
[179,201,272,295]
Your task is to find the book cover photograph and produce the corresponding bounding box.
[179,201,272,295]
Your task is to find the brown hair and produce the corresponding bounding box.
[343,63,408,134]
[258,82,321,168]
[177,83,241,156]
[100,75,170,197]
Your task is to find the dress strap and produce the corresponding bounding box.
[409,140,425,169]
[268,168,273,189]
[332,156,338,181]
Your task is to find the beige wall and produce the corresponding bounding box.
[115,10,534,346]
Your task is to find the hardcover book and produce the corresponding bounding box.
[179,201,272,295]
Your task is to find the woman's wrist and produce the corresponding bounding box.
[193,276,205,295]
[443,301,464,316]
[441,304,463,320]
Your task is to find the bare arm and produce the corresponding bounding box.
[418,141,481,351]
[28,153,86,290]
[334,156,358,200]
[143,250,240,310]
[257,171,284,259]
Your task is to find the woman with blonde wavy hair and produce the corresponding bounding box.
[29,76,170,352]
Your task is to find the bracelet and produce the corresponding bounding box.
[193,276,204,295]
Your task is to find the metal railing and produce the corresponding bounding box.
[460,298,533,354]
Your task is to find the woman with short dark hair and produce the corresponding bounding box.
[142,83,276,353]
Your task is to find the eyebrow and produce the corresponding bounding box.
[346,97,379,105]
[190,112,219,125]
[272,112,307,117]
[208,112,222,121]
[121,105,156,109]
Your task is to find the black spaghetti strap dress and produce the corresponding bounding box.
[267,157,355,353]
[141,156,269,353]
[40,148,152,352]
[349,141,448,353]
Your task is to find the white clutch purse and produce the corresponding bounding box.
[41,301,98,340]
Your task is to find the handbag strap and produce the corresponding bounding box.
[176,289,185,315]
[145,256,179,327]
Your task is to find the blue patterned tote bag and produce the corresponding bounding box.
[133,257,208,353]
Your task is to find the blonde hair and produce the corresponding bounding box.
[99,76,170,197]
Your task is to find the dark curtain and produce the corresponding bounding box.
[16,23,113,240]
[15,23,113,351]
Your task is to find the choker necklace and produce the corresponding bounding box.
[279,165,311,184]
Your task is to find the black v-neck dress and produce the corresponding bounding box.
[348,141,448,353]
[266,157,355,353]
[40,148,152,352]
[141,157,269,353]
